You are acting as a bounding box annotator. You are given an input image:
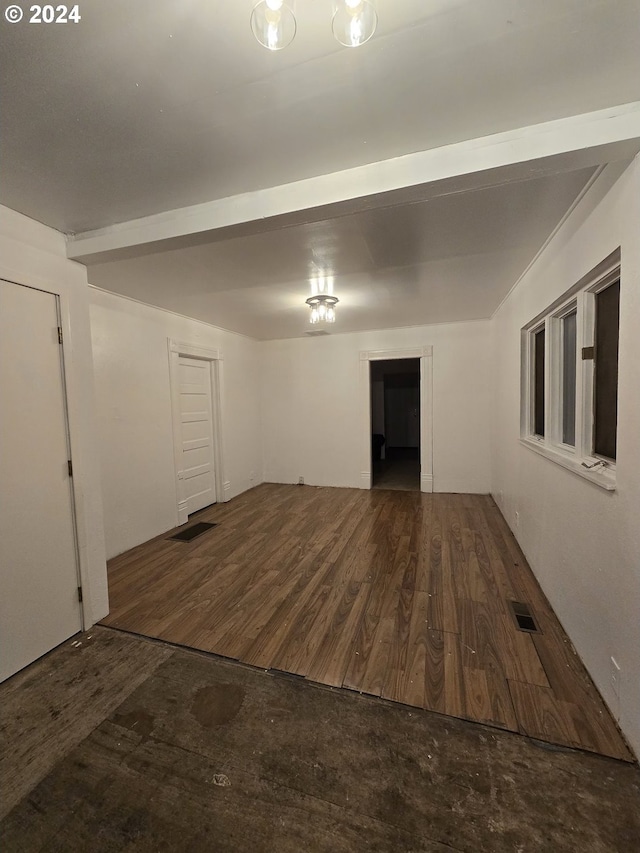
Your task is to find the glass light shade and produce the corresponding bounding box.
[306,293,339,325]
[251,1,296,51]
[332,0,377,47]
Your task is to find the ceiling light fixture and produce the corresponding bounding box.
[250,0,377,51]
[306,293,339,324]
[306,274,339,324]
[332,0,378,48]
[250,0,297,51]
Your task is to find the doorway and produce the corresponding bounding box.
[370,358,421,491]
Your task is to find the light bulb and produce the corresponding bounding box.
[332,0,377,47]
[319,303,327,319]
[327,306,336,323]
[266,22,276,49]
[251,1,296,51]
[310,307,319,324]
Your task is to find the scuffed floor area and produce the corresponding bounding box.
[1,627,639,852]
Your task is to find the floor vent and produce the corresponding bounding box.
[169,521,217,542]
[509,601,540,633]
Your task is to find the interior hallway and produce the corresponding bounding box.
[102,485,633,762]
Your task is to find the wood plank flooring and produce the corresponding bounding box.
[102,484,634,762]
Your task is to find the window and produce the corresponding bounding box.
[593,279,620,460]
[521,252,620,489]
[533,327,545,437]
[561,309,577,446]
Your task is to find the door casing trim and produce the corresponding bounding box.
[359,346,434,493]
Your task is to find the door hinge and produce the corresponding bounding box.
[68,459,73,477]
[58,326,63,344]
[582,346,594,360]
[78,586,83,603]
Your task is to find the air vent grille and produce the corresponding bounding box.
[169,521,217,542]
[509,601,540,633]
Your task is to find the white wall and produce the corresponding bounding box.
[491,158,640,758]
[89,288,262,559]
[261,321,492,493]
[0,206,108,626]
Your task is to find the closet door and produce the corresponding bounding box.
[178,356,216,514]
[0,280,82,681]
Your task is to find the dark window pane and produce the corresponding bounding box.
[562,311,577,445]
[594,280,620,459]
[534,328,545,436]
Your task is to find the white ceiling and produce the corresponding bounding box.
[88,167,595,339]
[2,0,640,338]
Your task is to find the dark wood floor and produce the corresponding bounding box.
[102,484,633,762]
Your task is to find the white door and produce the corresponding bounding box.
[178,356,216,514]
[0,280,82,682]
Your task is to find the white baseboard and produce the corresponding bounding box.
[433,478,490,494]
[420,473,434,493]
[360,471,371,490]
[177,500,189,526]
[223,481,232,502]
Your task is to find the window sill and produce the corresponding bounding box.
[520,437,616,491]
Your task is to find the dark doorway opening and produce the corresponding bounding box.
[370,358,420,491]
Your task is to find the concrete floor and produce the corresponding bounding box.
[1,627,639,852]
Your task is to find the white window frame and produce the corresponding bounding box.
[549,299,578,453]
[520,251,620,491]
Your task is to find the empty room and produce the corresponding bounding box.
[1,1,639,850]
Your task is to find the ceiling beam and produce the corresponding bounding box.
[66,102,640,264]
